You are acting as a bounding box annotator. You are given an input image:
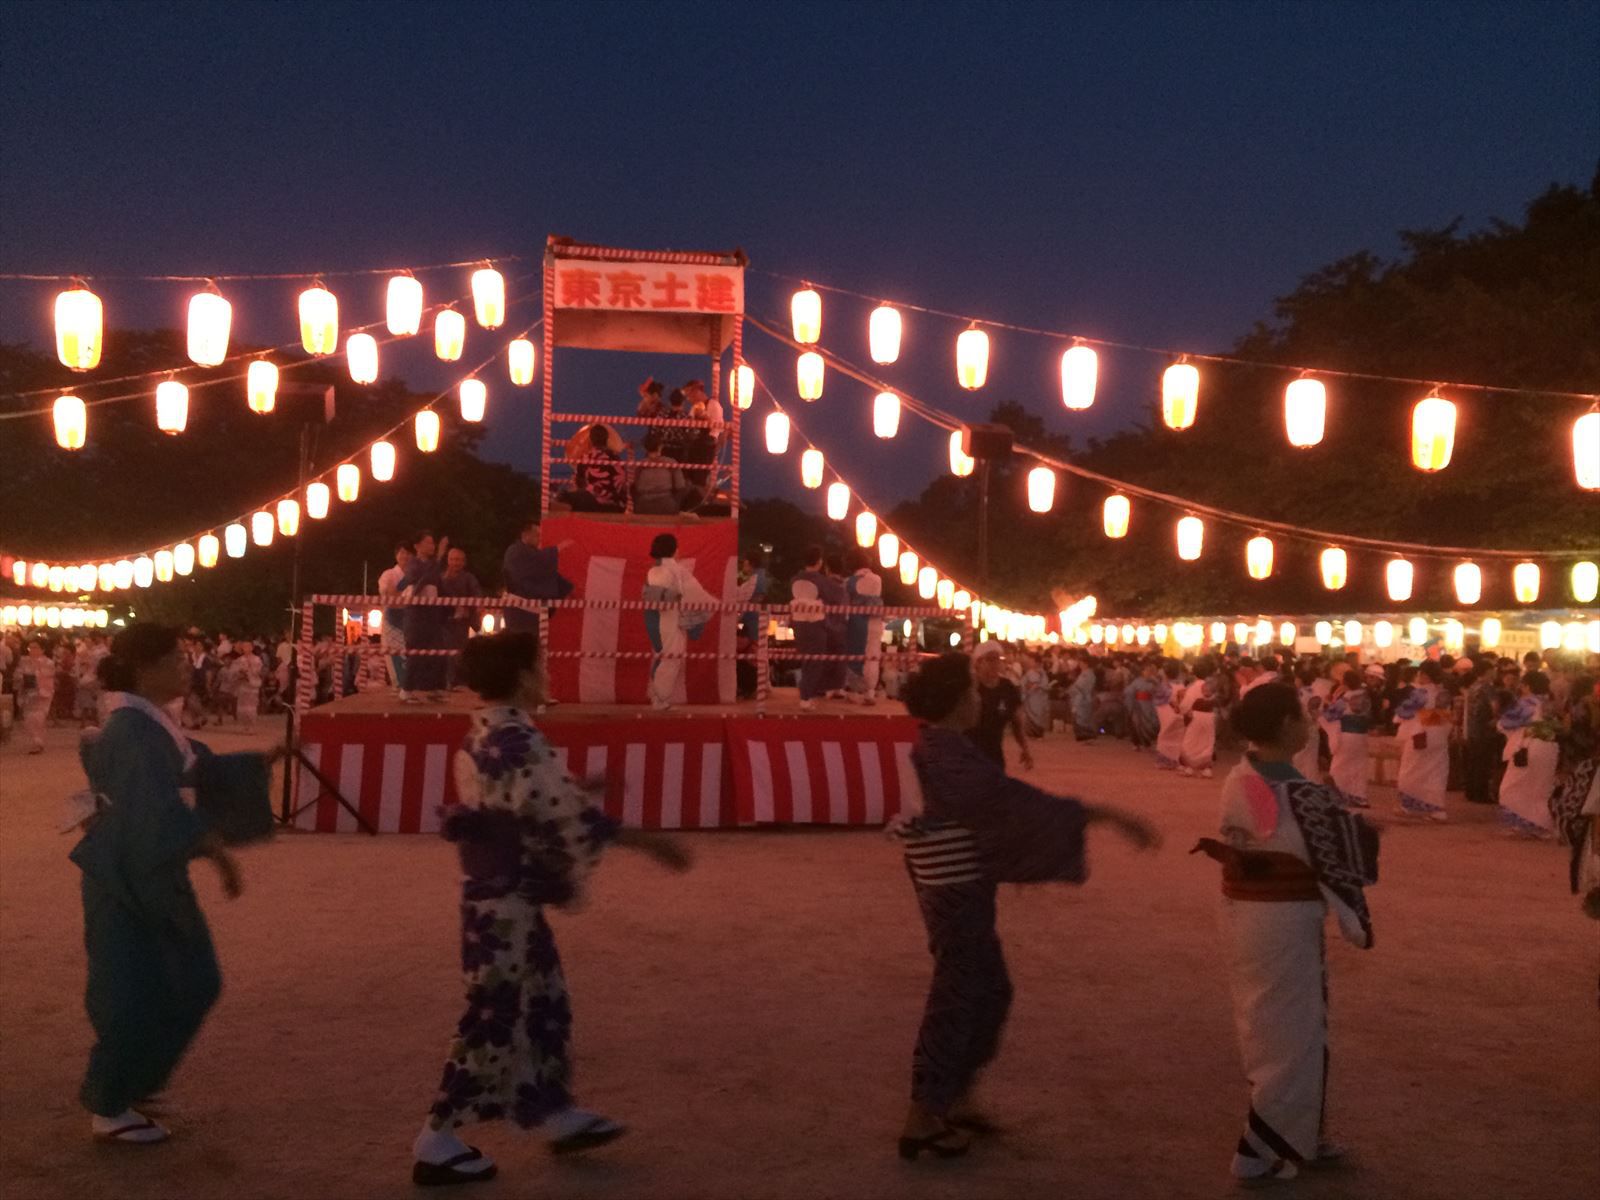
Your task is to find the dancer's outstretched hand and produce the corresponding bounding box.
[1111,812,1162,852]
[618,830,694,872]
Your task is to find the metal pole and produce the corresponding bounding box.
[978,459,991,589]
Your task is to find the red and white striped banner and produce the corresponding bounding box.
[727,716,923,825]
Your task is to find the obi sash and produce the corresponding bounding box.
[1190,838,1322,902]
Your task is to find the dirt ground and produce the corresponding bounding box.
[1,715,1595,1200]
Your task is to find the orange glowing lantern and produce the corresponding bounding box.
[1103,494,1130,539]
[155,380,188,434]
[277,498,300,536]
[346,333,379,384]
[1060,344,1097,410]
[186,288,231,366]
[1387,558,1414,602]
[509,338,536,386]
[936,578,955,608]
[173,543,195,575]
[336,463,360,502]
[250,511,274,547]
[765,412,790,454]
[869,305,901,364]
[1454,561,1482,605]
[1246,535,1274,580]
[1512,561,1540,603]
[386,273,423,336]
[1162,362,1199,430]
[874,392,900,438]
[415,410,441,452]
[247,359,278,413]
[800,449,824,489]
[826,482,849,520]
[306,482,330,519]
[459,379,487,423]
[949,431,974,477]
[1176,515,1204,560]
[434,308,466,362]
[197,535,220,568]
[54,394,86,450]
[899,550,918,585]
[298,283,338,355]
[917,566,937,599]
[956,327,989,390]
[55,284,103,370]
[791,288,821,344]
[1320,547,1348,590]
[878,533,899,570]
[1284,377,1326,447]
[154,550,174,582]
[797,351,824,400]
[471,266,505,328]
[1574,561,1599,604]
[224,524,248,558]
[1575,412,1599,490]
[1411,394,1456,471]
[855,512,877,548]
[371,440,396,482]
[1026,467,1056,513]
[732,364,754,410]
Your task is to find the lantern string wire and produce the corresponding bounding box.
[0,254,532,283]
[745,316,1600,563]
[753,268,1599,403]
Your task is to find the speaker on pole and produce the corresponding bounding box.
[961,423,1013,461]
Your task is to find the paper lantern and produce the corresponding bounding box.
[1386,558,1414,603]
[954,590,971,611]
[471,267,505,328]
[1027,467,1057,514]
[371,440,396,482]
[1480,617,1502,650]
[797,351,824,400]
[956,328,989,390]
[197,535,220,568]
[336,462,360,502]
[54,394,86,450]
[791,288,821,344]
[7,559,23,586]
[1539,621,1562,650]
[1103,494,1130,539]
[899,550,918,585]
[306,482,330,519]
[509,338,537,386]
[153,550,174,583]
[918,566,938,599]
[225,524,247,558]
[298,284,338,355]
[765,412,790,454]
[45,607,61,627]
[937,578,955,609]
[1176,515,1204,561]
[1162,362,1199,430]
[386,273,423,336]
[1091,624,1105,644]
[247,360,278,413]
[1411,394,1456,471]
[855,511,877,548]
[873,392,900,438]
[459,379,487,422]
[250,511,274,547]
[1408,616,1428,645]
[949,431,975,477]
[55,285,103,370]
[415,410,441,453]
[1574,561,1599,604]
[347,332,379,384]
[1246,536,1274,580]
[826,481,850,520]
[1344,620,1362,646]
[96,562,115,589]
[1575,412,1600,490]
[47,565,65,592]
[155,380,188,434]
[77,561,97,591]
[1230,621,1248,646]
[1060,344,1097,410]
[1512,561,1540,604]
[277,498,300,536]
[186,290,231,366]
[1453,561,1482,605]
[1320,547,1348,590]
[869,305,901,364]
[732,364,754,410]
[173,543,195,576]
[878,533,899,570]
[1280,377,1327,448]
[800,449,824,489]
[1280,621,1297,644]
[1373,620,1393,648]
[1443,619,1465,651]
[1315,621,1332,646]
[434,308,466,361]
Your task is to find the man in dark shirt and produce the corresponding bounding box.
[401,531,449,701]
[968,641,1033,769]
[501,520,573,632]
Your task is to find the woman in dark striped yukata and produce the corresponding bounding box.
[893,652,1161,1161]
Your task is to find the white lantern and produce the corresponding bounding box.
[878,533,899,570]
[29,562,47,588]
[247,360,278,413]
[306,481,330,519]
[1280,621,1297,644]
[197,534,220,568]
[471,266,505,328]
[1480,617,1502,650]
[434,308,466,361]
[1233,621,1250,645]
[277,498,300,536]
[347,332,379,384]
[1373,620,1393,648]
[855,511,877,548]
[1344,620,1362,646]
[869,305,902,364]
[55,285,103,370]
[1573,561,1599,604]
[765,412,790,454]
[173,543,195,576]
[371,440,396,482]
[1103,494,1130,539]
[1026,467,1056,513]
[386,273,423,336]
[155,380,188,434]
[732,364,754,410]
[78,561,98,591]
[1246,536,1274,580]
[918,565,938,599]
[54,394,86,450]
[956,328,989,390]
[825,481,850,520]
[1574,412,1599,489]
[1443,619,1465,651]
[46,565,64,592]
[797,351,825,400]
[1320,547,1348,590]
[153,550,174,582]
[298,284,338,355]
[1315,621,1333,646]
[1060,344,1097,410]
[1454,561,1482,605]
[224,524,247,558]
[1539,621,1562,650]
[1284,378,1326,447]
[186,289,231,366]
[415,410,441,453]
[899,550,918,585]
[8,559,25,586]
[1512,561,1540,604]
[791,288,821,344]
[250,511,274,547]
[1176,515,1204,561]
[949,431,975,478]
[1386,558,1414,603]
[337,462,360,502]
[873,392,900,439]
[1411,394,1456,471]
[937,578,955,609]
[800,449,824,489]
[509,338,537,386]
[1409,616,1428,646]
[459,379,487,423]
[954,590,971,611]
[1162,362,1199,430]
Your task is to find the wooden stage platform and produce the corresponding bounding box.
[313,689,910,721]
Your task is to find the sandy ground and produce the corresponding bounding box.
[1,714,1596,1200]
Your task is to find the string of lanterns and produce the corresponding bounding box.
[1053,613,1600,656]
[0,602,111,630]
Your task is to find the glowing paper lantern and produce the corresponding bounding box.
[731,364,754,410]
[949,431,974,478]
[1480,617,1502,649]
[1452,561,1482,605]
[1103,494,1130,539]
[1373,620,1393,648]
[1284,378,1326,447]
[1411,394,1456,471]
[791,288,821,344]
[306,482,330,519]
[1027,467,1056,513]
[173,543,195,576]
[336,463,360,502]
[154,550,174,582]
[899,550,918,585]
[869,305,902,364]
[371,440,396,482]
[1443,619,1465,651]
[247,360,278,413]
[155,380,188,434]
[826,482,850,520]
[1232,621,1249,645]
[1409,617,1428,646]
[935,579,954,610]
[96,562,115,589]
[415,410,441,453]
[1060,345,1097,410]
[471,267,505,328]
[873,392,900,439]
[78,562,98,590]
[386,273,423,335]
[1539,621,1561,650]
[186,289,231,366]
[800,449,824,489]
[1209,621,1227,644]
[764,412,790,454]
[8,560,24,586]
[54,394,86,450]
[298,284,338,355]
[346,332,379,384]
[1344,620,1362,646]
[250,511,274,546]
[47,565,64,591]
[1573,561,1599,603]
[1315,621,1333,646]
[1280,621,1297,644]
[277,498,300,536]
[434,308,466,361]
[225,524,247,558]
[956,328,989,390]
[509,338,537,386]
[459,379,487,423]
[954,590,971,611]
[1512,561,1540,604]
[918,566,938,599]
[1575,412,1600,489]
[55,285,103,370]
[1386,558,1414,603]
[1246,536,1274,580]
[1162,362,1199,430]
[197,535,220,568]
[855,511,877,548]
[1176,515,1204,561]
[877,533,901,570]
[797,351,824,400]
[1320,547,1348,590]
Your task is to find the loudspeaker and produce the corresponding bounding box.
[961,423,1013,461]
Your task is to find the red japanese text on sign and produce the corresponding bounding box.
[555,262,743,315]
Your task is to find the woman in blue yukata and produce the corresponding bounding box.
[892,653,1160,1161]
[69,623,276,1145]
[412,632,691,1187]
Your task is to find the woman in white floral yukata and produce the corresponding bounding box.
[411,632,691,1187]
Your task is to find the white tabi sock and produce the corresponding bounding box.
[414,1122,494,1171]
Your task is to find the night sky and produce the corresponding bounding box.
[3,1,1595,516]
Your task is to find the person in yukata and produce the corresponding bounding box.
[1124,659,1161,750]
[1323,668,1375,808]
[892,653,1159,1161]
[1179,658,1220,778]
[842,548,884,704]
[641,533,717,711]
[69,623,276,1145]
[1394,660,1454,821]
[1496,670,1559,838]
[1019,653,1052,738]
[790,545,844,711]
[1154,661,1186,770]
[17,636,55,752]
[1068,656,1099,741]
[411,632,691,1186]
[402,531,452,704]
[1193,682,1379,1188]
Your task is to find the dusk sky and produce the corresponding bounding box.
[3,1,1595,512]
